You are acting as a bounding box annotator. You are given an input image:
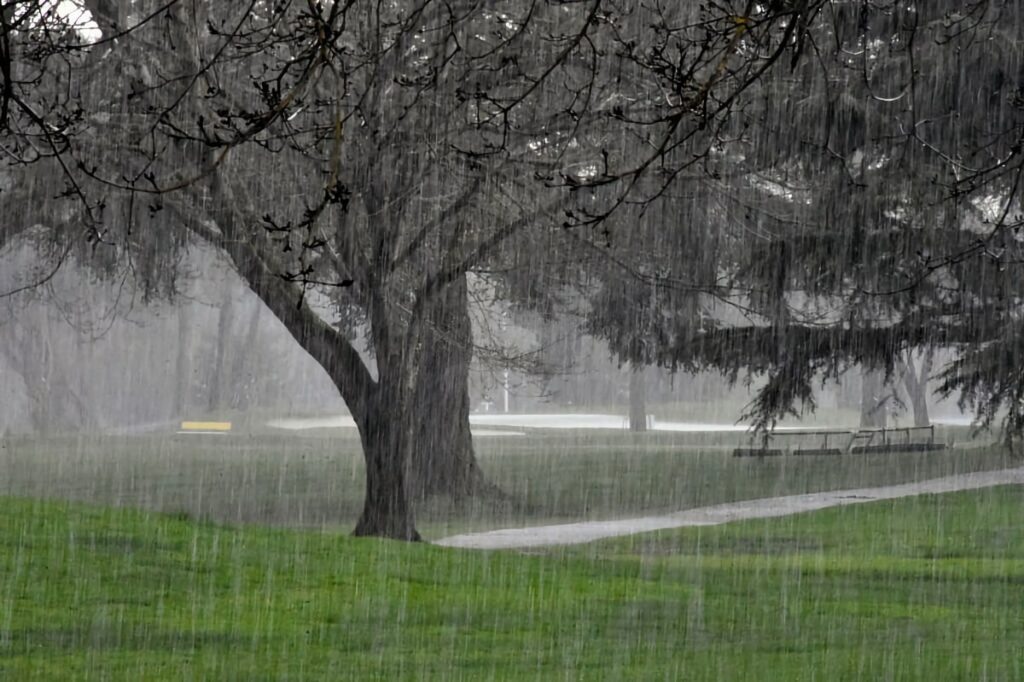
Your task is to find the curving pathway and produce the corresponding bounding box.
[436,466,1024,550]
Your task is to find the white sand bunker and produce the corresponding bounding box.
[436,467,1024,550]
[468,413,754,431]
[268,415,358,430]
[267,415,525,437]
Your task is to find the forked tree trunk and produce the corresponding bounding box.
[206,176,495,539]
[207,172,429,540]
[907,384,930,428]
[408,275,497,500]
[899,350,933,428]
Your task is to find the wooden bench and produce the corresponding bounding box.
[733,425,943,457]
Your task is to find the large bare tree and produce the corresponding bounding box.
[1,1,821,537]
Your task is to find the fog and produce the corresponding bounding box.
[1,1,1022,678]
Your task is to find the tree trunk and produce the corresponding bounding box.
[629,364,648,432]
[907,382,930,428]
[27,313,54,432]
[229,298,262,409]
[204,174,497,538]
[352,339,422,540]
[859,367,887,429]
[172,303,193,419]
[208,288,235,411]
[72,330,99,430]
[205,171,426,540]
[353,409,422,541]
[408,274,499,500]
[899,350,932,428]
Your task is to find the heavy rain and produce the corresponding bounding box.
[1,0,1023,678]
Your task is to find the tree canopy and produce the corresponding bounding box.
[574,1,1024,435]
[2,1,829,538]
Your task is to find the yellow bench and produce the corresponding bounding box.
[179,421,232,433]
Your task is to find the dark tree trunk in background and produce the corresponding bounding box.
[208,288,235,411]
[1,310,55,432]
[229,299,262,409]
[18,318,53,432]
[860,367,887,429]
[25,337,51,432]
[1,309,98,433]
[568,331,585,405]
[172,304,193,419]
[629,364,648,432]
[66,332,98,430]
[409,275,499,500]
[899,350,933,428]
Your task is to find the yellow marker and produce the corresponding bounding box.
[180,421,232,432]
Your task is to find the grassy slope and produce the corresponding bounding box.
[3,487,1024,680]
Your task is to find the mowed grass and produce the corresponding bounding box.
[0,426,1008,538]
[3,486,1024,680]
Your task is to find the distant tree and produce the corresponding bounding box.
[895,350,933,428]
[859,367,888,430]
[616,1,1024,437]
[171,303,193,419]
[0,303,96,431]
[627,364,648,432]
[207,286,235,413]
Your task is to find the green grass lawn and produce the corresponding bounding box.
[0,427,1007,540]
[3,486,1024,679]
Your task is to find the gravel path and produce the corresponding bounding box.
[436,466,1024,550]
